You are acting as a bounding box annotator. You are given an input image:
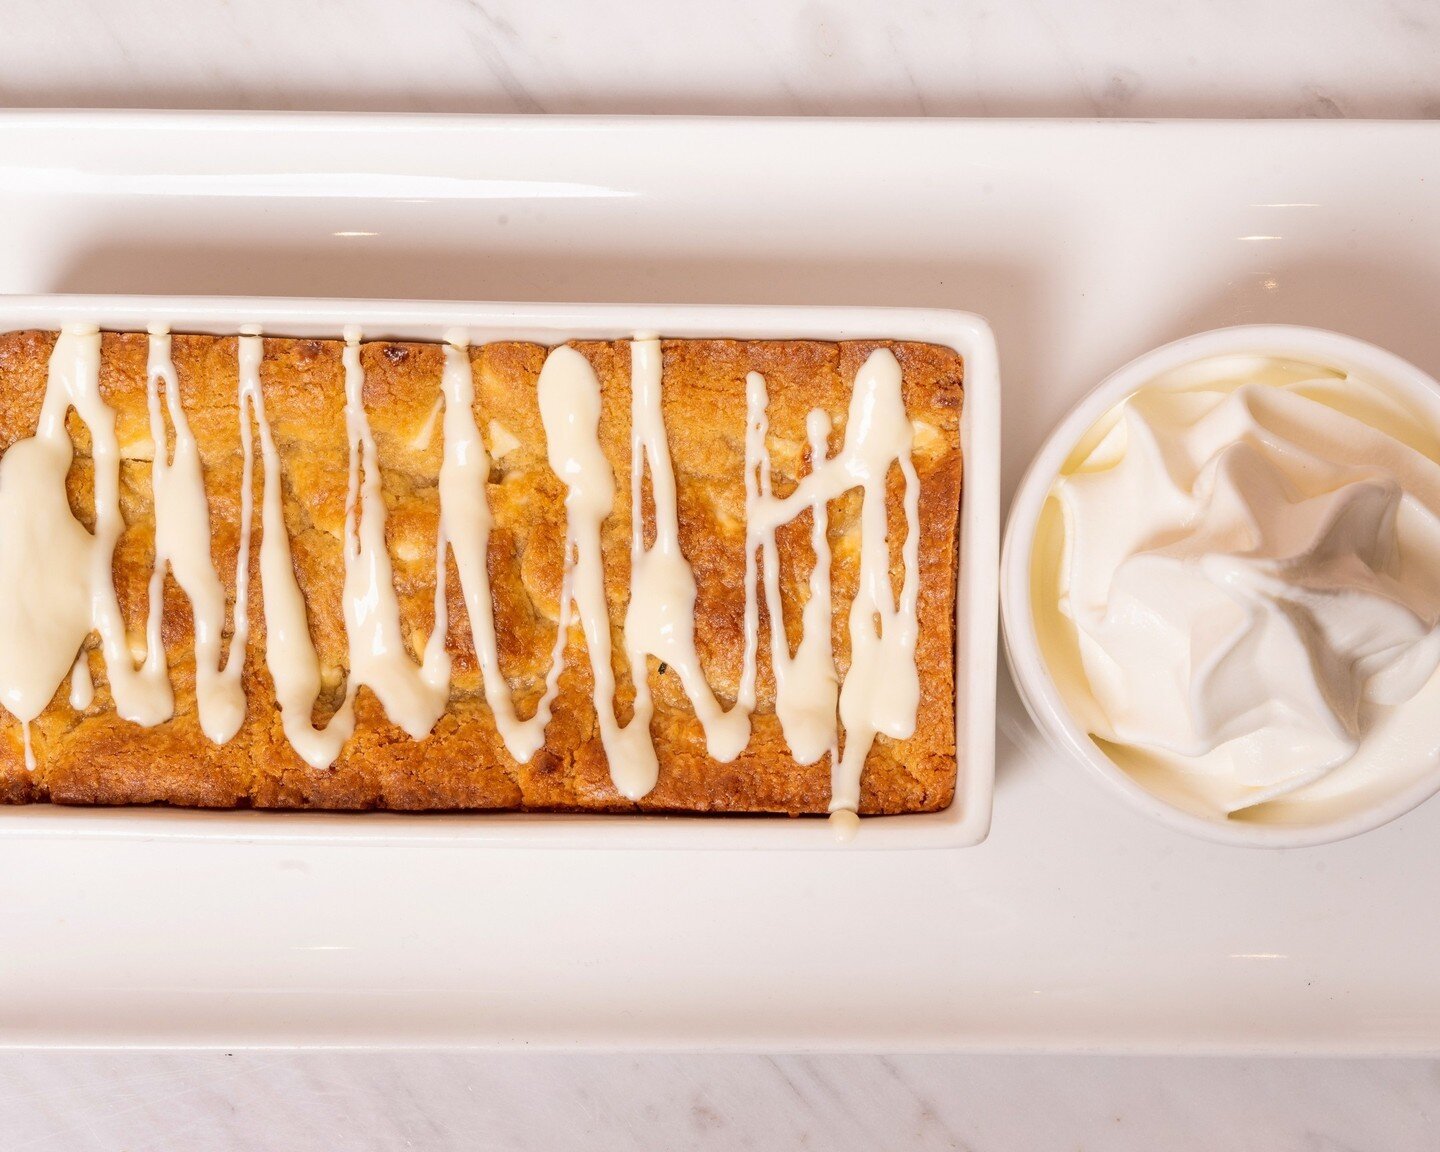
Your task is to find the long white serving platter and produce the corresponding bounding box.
[1,112,1438,1051]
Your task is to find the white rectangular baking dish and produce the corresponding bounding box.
[0,294,999,850]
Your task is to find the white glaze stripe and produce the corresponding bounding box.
[625,338,751,762]
[536,345,656,799]
[146,328,246,743]
[241,330,459,769]
[56,328,174,729]
[745,371,840,768]
[339,328,450,741]
[746,350,921,813]
[439,337,571,763]
[0,325,173,769]
[240,331,357,768]
[68,652,93,710]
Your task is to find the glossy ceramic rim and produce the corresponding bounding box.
[1001,324,1440,849]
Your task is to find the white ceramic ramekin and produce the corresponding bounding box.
[1001,324,1440,848]
[0,295,999,850]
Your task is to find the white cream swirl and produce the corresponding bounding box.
[1037,355,1440,817]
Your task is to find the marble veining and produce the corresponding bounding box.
[0,0,1435,117]
[3,1053,1440,1151]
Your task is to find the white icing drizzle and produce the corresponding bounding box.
[0,324,174,768]
[146,327,247,743]
[439,336,570,763]
[625,338,752,762]
[829,807,860,842]
[240,329,454,770]
[0,328,924,819]
[520,341,919,812]
[745,349,921,813]
[56,327,175,728]
[339,328,450,740]
[68,652,93,710]
[536,345,657,799]
[240,331,357,768]
[744,371,839,768]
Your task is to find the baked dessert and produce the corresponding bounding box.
[0,325,964,818]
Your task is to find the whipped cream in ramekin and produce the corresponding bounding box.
[1033,354,1440,818]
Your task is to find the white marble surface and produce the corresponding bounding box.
[4,1053,1440,1151]
[2,0,1440,1148]
[0,0,1436,119]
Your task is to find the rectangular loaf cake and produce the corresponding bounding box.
[0,329,963,815]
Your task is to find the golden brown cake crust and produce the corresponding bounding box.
[0,330,963,815]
